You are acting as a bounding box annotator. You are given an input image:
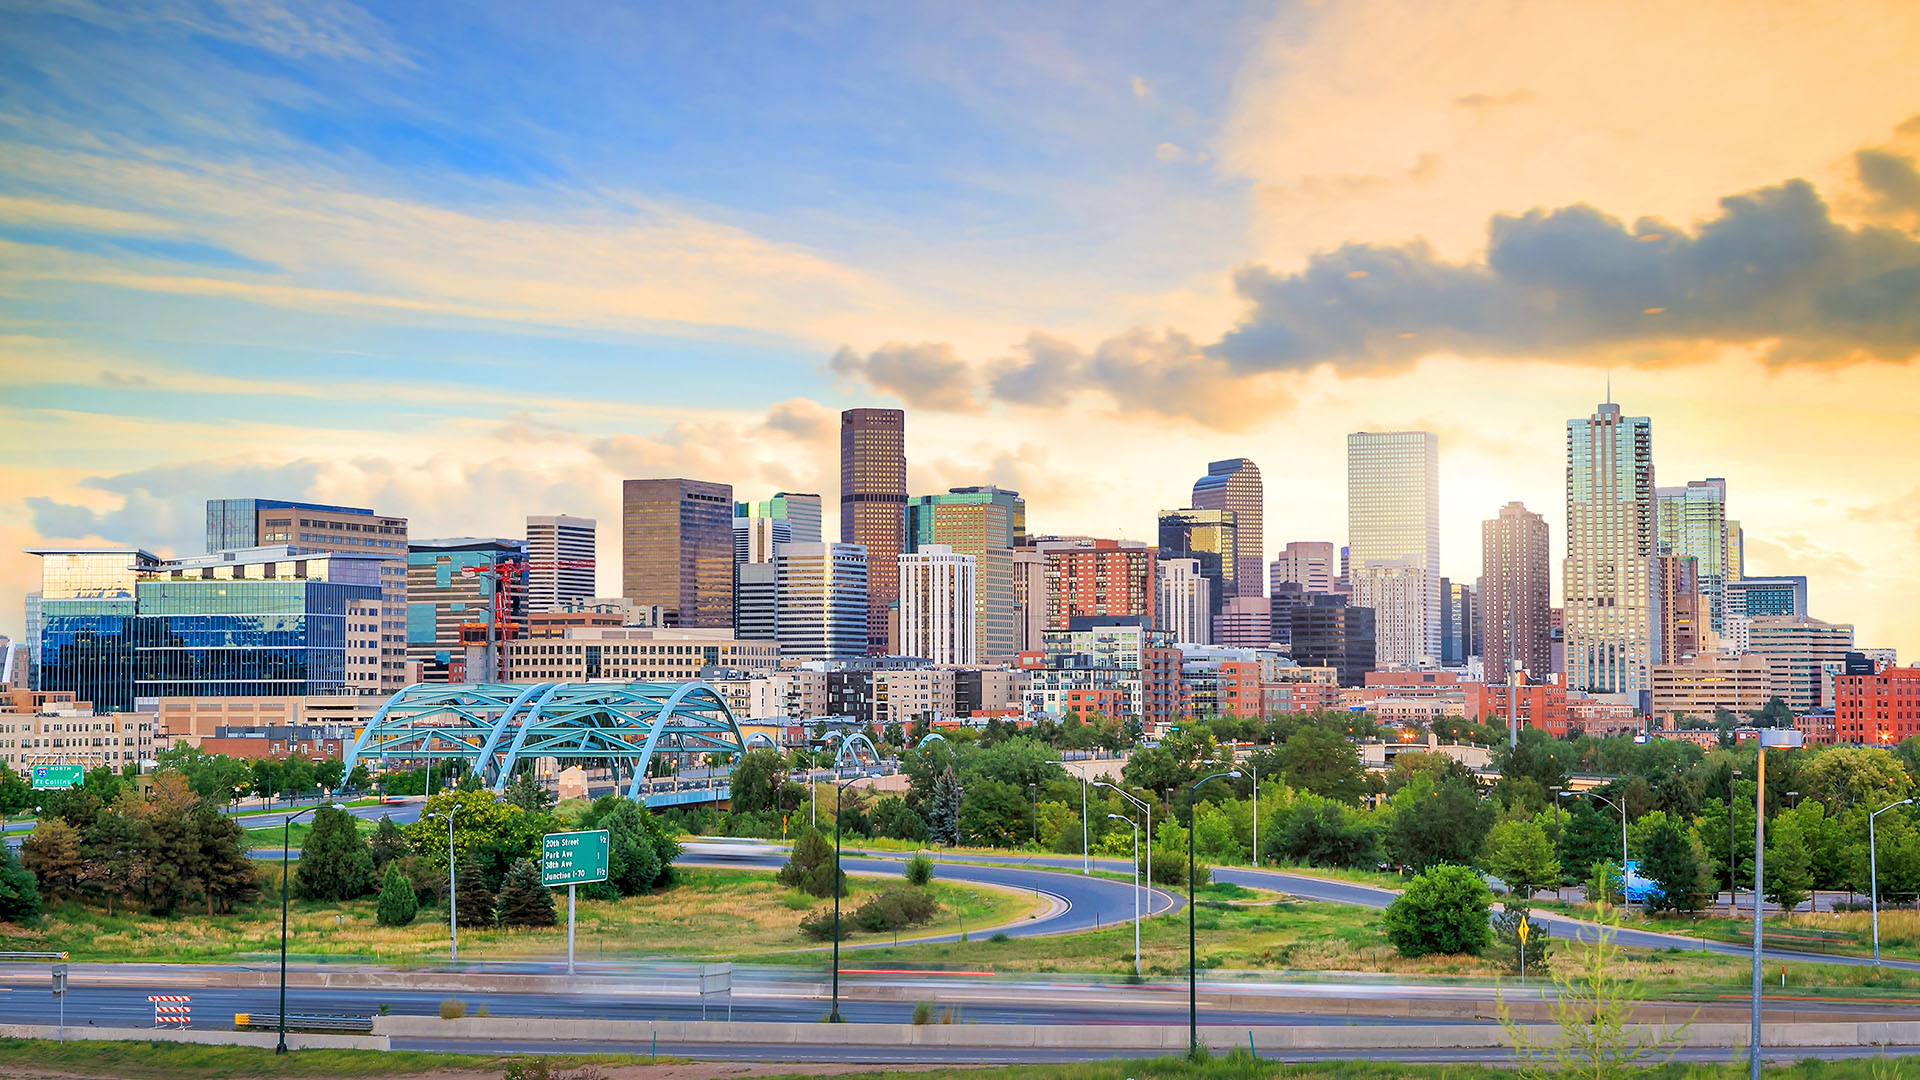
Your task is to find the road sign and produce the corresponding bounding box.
[50,964,66,998]
[699,963,733,1021]
[1516,920,1531,944]
[541,829,609,887]
[31,764,84,790]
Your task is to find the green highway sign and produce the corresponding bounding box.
[31,764,85,790]
[541,829,610,887]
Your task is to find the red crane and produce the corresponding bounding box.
[460,556,597,682]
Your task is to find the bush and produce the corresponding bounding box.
[0,846,40,923]
[850,884,940,933]
[1382,863,1494,958]
[912,1000,934,1025]
[904,851,934,887]
[369,815,408,870]
[797,907,844,941]
[502,1061,608,1080]
[439,998,467,1019]
[375,863,418,927]
[293,806,376,901]
[778,829,844,898]
[455,856,496,930]
[496,858,556,928]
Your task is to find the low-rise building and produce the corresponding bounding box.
[1833,665,1920,745]
[506,627,778,682]
[1649,654,1773,723]
[0,688,153,772]
[154,695,385,745]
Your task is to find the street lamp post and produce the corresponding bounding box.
[1730,768,1742,916]
[1749,728,1804,1080]
[278,802,345,1055]
[1559,789,1629,896]
[426,806,462,964]
[1249,760,1259,869]
[1870,797,1915,965]
[1096,782,1152,907]
[1108,813,1141,977]
[1063,761,1090,874]
[829,775,860,1023]
[1188,769,1240,1059]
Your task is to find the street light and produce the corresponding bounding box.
[425,805,462,964]
[1063,761,1090,874]
[278,801,345,1055]
[1870,797,1914,965]
[1108,813,1141,978]
[1096,782,1152,903]
[1188,768,1240,1059]
[1729,768,1742,916]
[1748,727,1804,1080]
[828,774,861,1023]
[1560,789,1629,887]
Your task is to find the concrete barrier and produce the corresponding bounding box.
[0,1023,389,1051]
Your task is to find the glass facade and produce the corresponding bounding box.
[906,494,1016,661]
[841,409,906,653]
[1347,432,1441,667]
[1191,459,1263,600]
[1157,509,1237,619]
[1655,478,1729,633]
[1564,403,1656,697]
[621,479,734,628]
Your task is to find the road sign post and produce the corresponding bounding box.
[541,830,609,976]
[31,764,84,790]
[50,963,66,1044]
[699,963,733,1022]
[1517,918,1530,986]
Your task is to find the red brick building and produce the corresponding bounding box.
[1834,667,1920,745]
[1463,679,1571,737]
[1043,540,1156,630]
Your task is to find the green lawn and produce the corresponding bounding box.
[241,814,383,851]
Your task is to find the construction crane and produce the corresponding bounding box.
[460,556,597,682]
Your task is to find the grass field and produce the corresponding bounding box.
[1,867,1039,964]
[240,814,382,851]
[1528,900,1920,965]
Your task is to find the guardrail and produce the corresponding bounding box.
[234,1012,375,1034]
[0,951,68,961]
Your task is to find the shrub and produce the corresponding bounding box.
[778,829,844,898]
[439,998,467,1019]
[502,1062,608,1080]
[798,907,844,941]
[912,1000,934,1025]
[0,846,40,923]
[375,863,418,927]
[851,884,939,932]
[904,851,934,887]
[1382,863,1494,957]
[293,806,376,901]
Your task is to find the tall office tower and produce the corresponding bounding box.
[841,408,907,653]
[1347,431,1440,668]
[1157,509,1236,622]
[1564,401,1657,699]
[407,537,526,682]
[776,542,869,661]
[943,485,1027,546]
[1338,546,1351,592]
[733,515,791,565]
[1286,596,1377,687]
[525,514,596,611]
[1213,596,1273,648]
[1722,575,1809,653]
[22,592,40,691]
[1012,547,1047,652]
[1748,615,1854,710]
[1039,539,1156,630]
[27,548,159,712]
[622,478,734,628]
[1191,459,1264,599]
[1481,501,1552,681]
[734,562,778,641]
[1271,541,1337,596]
[1438,578,1479,666]
[907,492,1016,661]
[206,497,410,691]
[1656,478,1730,634]
[739,492,823,545]
[1155,558,1212,645]
[898,545,977,664]
[1726,521,1745,581]
[1655,554,1706,660]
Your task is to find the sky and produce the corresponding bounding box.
[3,0,1919,656]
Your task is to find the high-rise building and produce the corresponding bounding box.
[1438,578,1479,667]
[1727,521,1745,581]
[1655,554,1706,660]
[898,545,977,664]
[1564,401,1657,700]
[205,497,410,691]
[1154,558,1211,645]
[1723,575,1808,653]
[1482,501,1552,681]
[841,408,907,653]
[733,515,790,565]
[1271,541,1337,596]
[907,492,1016,661]
[1748,616,1854,710]
[934,486,1025,547]
[1191,459,1263,599]
[1286,596,1377,687]
[1039,539,1155,630]
[1656,478,1731,634]
[622,478,735,628]
[1157,509,1236,621]
[1012,547,1047,653]
[1213,596,1273,648]
[734,562,778,642]
[22,592,40,691]
[1347,431,1440,668]
[775,542,869,661]
[525,514,596,611]
[407,537,526,682]
[739,492,823,545]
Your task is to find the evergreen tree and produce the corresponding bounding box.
[454,855,495,929]
[502,770,557,814]
[295,805,377,901]
[192,804,258,915]
[0,845,39,923]
[20,818,85,901]
[778,828,844,898]
[84,795,150,916]
[375,863,418,927]
[495,858,557,927]
[1641,818,1711,914]
[369,814,408,870]
[928,767,963,845]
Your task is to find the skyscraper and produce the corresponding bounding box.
[738,492,823,545]
[1154,558,1211,645]
[622,478,735,628]
[1012,547,1047,653]
[1271,541,1337,596]
[1481,501,1552,681]
[1191,459,1263,599]
[1157,509,1236,622]
[1723,574,1808,653]
[1438,578,1479,666]
[1564,401,1657,700]
[525,514,596,611]
[906,492,1015,662]
[1039,539,1155,630]
[941,485,1026,546]
[1656,478,1730,635]
[898,545,977,664]
[776,542,869,661]
[1286,596,1377,687]
[1655,554,1706,660]
[1347,431,1440,668]
[733,515,790,565]
[407,537,526,682]
[840,408,907,653]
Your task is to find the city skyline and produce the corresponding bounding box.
[4,3,1920,660]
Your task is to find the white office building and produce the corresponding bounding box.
[525,514,596,611]
[1155,557,1211,645]
[897,545,977,665]
[775,542,868,661]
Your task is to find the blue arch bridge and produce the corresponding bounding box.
[341,681,747,808]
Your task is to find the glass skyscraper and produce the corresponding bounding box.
[621,478,735,628]
[906,492,1016,662]
[1656,478,1730,635]
[1157,508,1237,621]
[1191,459,1263,599]
[1346,431,1440,668]
[841,409,907,654]
[1564,401,1657,700]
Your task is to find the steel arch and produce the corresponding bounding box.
[340,680,747,794]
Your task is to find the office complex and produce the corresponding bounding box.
[738,492,823,545]
[775,542,869,661]
[897,545,977,664]
[1564,401,1657,700]
[734,562,778,641]
[1213,596,1272,648]
[525,514,596,611]
[1438,578,1479,667]
[1656,478,1731,634]
[622,478,734,628]
[1157,509,1236,625]
[1012,547,1047,652]
[841,408,907,653]
[1655,554,1706,660]
[1285,596,1376,687]
[406,537,526,682]
[907,491,1016,661]
[1040,539,1155,630]
[1650,653,1773,723]
[1155,558,1211,645]
[1834,666,1920,745]
[1748,615,1854,711]
[1271,541,1337,596]
[921,486,1023,548]
[1481,501,1551,680]
[1347,431,1440,668]
[1191,459,1263,599]
[1723,575,1809,654]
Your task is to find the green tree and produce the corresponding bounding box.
[928,767,963,845]
[454,855,495,929]
[0,846,39,923]
[346,762,373,793]
[728,748,785,814]
[1855,810,1920,903]
[296,805,376,901]
[1389,771,1493,871]
[403,789,544,888]
[0,762,30,815]
[958,778,1029,847]
[83,793,149,916]
[191,803,258,915]
[778,828,843,898]
[20,817,85,901]
[1799,746,1913,815]
[1498,908,1691,1080]
[1269,794,1379,869]
[1640,818,1710,914]
[249,758,283,804]
[495,858,556,927]
[1481,818,1560,901]
[580,797,679,897]
[281,754,317,800]
[502,770,557,814]
[869,794,928,842]
[1764,817,1814,914]
[315,757,346,794]
[369,815,408,870]
[1382,864,1493,957]
[1279,725,1367,804]
[375,863,418,926]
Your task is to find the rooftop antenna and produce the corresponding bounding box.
[1605,369,1613,406]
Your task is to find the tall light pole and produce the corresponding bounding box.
[1749,728,1804,1080]
[1729,768,1742,916]
[426,806,462,964]
[1097,782,1151,904]
[1870,797,1914,965]
[1063,761,1090,874]
[1108,813,1141,978]
[1188,769,1240,1059]
[278,802,344,1054]
[1560,789,1629,888]
[829,775,860,1023]
[1249,759,1259,868]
